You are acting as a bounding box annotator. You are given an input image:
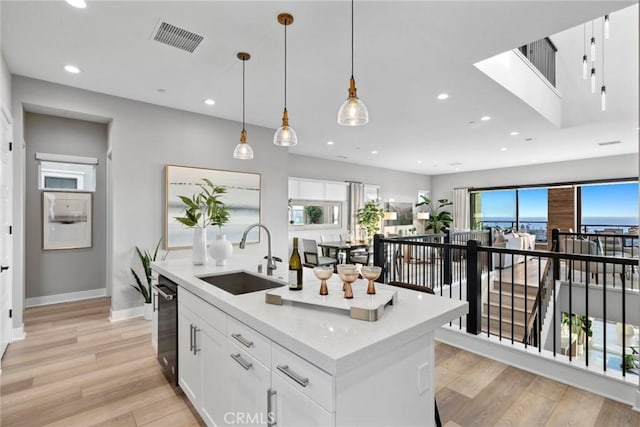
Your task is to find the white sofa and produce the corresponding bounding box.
[493,233,529,269]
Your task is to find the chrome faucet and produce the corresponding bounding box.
[239,223,277,276]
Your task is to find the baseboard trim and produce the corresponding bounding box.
[633,390,640,413]
[109,306,144,322]
[12,325,25,341]
[25,288,107,307]
[436,325,638,408]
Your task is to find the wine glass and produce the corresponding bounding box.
[313,266,333,295]
[337,264,357,291]
[361,266,382,295]
[337,265,359,299]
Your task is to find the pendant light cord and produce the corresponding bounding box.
[284,23,287,109]
[583,24,586,55]
[602,18,605,84]
[242,59,246,131]
[351,0,354,77]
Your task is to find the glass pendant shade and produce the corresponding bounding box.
[582,55,588,79]
[234,130,253,160]
[601,86,606,111]
[590,37,596,62]
[604,15,610,39]
[590,68,596,93]
[274,109,298,146]
[338,77,369,126]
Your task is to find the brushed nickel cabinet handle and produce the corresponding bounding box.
[231,333,254,348]
[276,364,309,387]
[267,388,277,427]
[193,326,200,355]
[231,353,253,370]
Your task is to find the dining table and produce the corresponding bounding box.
[317,240,369,264]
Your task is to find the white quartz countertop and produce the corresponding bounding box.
[152,255,468,375]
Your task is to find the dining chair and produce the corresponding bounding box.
[301,239,337,268]
[386,281,442,427]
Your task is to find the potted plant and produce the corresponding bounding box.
[621,353,639,371]
[130,238,162,320]
[356,200,384,242]
[415,196,453,234]
[175,178,229,265]
[305,205,323,224]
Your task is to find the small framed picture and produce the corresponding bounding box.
[42,192,92,250]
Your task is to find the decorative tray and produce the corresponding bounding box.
[265,281,397,322]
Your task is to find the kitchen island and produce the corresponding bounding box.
[152,256,467,427]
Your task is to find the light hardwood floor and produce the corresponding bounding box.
[1,297,639,426]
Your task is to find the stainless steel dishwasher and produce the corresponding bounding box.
[154,275,178,387]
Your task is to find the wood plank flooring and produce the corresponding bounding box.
[1,297,639,426]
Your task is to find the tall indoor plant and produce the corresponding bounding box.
[415,196,453,234]
[175,178,229,265]
[130,238,162,320]
[356,200,384,242]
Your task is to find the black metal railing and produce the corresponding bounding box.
[373,230,639,377]
[518,37,557,86]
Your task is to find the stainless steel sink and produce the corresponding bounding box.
[198,272,285,295]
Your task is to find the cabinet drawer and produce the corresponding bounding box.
[272,343,333,412]
[227,316,271,366]
[179,287,226,334]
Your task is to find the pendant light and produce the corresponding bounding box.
[337,0,369,126]
[604,15,610,39]
[590,21,596,63]
[601,19,607,111]
[233,52,254,160]
[590,67,596,94]
[582,24,588,79]
[273,13,298,147]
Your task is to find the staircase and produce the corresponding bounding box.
[482,260,541,342]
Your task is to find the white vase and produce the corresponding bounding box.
[210,233,233,266]
[192,227,208,265]
[143,302,152,320]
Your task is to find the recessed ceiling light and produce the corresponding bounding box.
[204,99,215,106]
[509,131,520,136]
[525,137,533,142]
[157,88,166,93]
[64,64,81,74]
[437,93,449,100]
[500,147,508,151]
[417,160,423,164]
[480,116,491,121]
[327,141,335,145]
[371,150,378,154]
[455,168,460,171]
[468,121,476,125]
[65,0,86,8]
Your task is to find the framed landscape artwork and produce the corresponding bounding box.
[42,191,92,250]
[165,165,261,249]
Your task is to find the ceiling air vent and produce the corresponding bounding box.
[448,162,463,166]
[597,140,621,146]
[153,22,203,53]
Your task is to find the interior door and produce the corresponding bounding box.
[0,108,13,360]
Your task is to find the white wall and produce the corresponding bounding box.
[1,55,10,113]
[430,154,639,202]
[12,76,288,326]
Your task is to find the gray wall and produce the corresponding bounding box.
[288,154,431,203]
[24,113,107,300]
[12,76,288,326]
[430,154,639,202]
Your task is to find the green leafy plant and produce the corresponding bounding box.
[131,239,162,304]
[622,354,638,370]
[356,200,384,238]
[305,206,323,224]
[561,312,593,345]
[415,196,453,234]
[175,178,230,229]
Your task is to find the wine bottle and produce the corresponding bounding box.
[289,238,303,290]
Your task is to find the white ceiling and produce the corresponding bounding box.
[2,0,638,175]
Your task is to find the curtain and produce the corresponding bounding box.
[348,182,365,240]
[453,188,470,231]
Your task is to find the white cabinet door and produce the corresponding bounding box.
[178,306,200,406]
[200,325,230,427]
[228,342,271,426]
[271,372,333,427]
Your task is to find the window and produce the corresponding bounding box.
[37,153,98,192]
[580,182,639,233]
[518,188,548,242]
[288,200,341,228]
